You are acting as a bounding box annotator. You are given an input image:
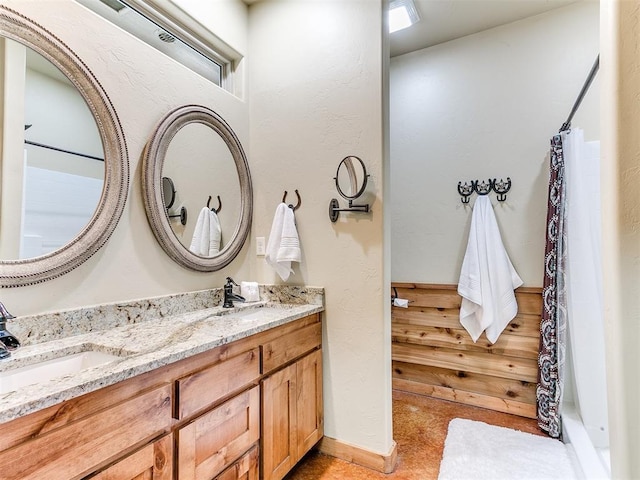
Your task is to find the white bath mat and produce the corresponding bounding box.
[437,418,577,480]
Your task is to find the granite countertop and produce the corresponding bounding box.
[0,301,323,424]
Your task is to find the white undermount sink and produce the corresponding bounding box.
[0,350,122,394]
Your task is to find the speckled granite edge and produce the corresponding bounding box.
[10,285,324,347]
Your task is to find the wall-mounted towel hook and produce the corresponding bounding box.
[283,190,301,211]
[207,195,222,214]
[457,181,474,204]
[474,179,493,196]
[457,176,512,204]
[492,177,511,202]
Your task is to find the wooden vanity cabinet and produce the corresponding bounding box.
[0,313,322,480]
[261,324,323,480]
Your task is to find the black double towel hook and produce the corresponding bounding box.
[283,190,302,211]
[457,177,511,203]
[207,195,222,214]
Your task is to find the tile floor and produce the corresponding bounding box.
[286,390,542,480]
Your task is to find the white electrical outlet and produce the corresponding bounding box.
[256,236,266,256]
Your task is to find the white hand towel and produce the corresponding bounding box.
[265,203,301,281]
[458,196,523,344]
[189,207,221,256]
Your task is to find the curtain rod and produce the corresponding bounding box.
[559,54,600,133]
[24,140,104,162]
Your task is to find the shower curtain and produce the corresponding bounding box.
[537,128,608,444]
[537,134,567,438]
[563,129,609,447]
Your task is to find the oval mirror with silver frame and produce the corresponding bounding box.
[142,104,252,272]
[0,6,129,287]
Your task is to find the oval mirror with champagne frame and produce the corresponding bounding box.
[0,6,129,287]
[142,104,252,271]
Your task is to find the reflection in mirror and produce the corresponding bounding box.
[162,122,241,256]
[3,42,105,259]
[142,105,252,272]
[0,6,129,287]
[162,177,176,209]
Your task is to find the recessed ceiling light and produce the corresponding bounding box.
[389,0,420,34]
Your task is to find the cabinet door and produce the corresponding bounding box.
[296,349,323,458]
[261,362,297,480]
[88,434,173,480]
[178,386,260,480]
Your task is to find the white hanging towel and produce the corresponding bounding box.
[189,207,221,256]
[265,203,301,281]
[458,196,523,344]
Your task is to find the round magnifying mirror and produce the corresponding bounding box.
[161,177,176,209]
[335,155,368,200]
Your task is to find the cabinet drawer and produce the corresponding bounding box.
[262,322,321,374]
[178,385,260,480]
[88,433,173,480]
[176,347,260,419]
[214,445,259,480]
[0,383,172,480]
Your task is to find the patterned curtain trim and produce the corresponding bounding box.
[537,134,568,438]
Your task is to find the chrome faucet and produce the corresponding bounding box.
[223,277,245,308]
[0,302,20,359]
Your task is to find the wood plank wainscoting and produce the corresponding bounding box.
[391,283,542,419]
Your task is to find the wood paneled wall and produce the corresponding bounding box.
[391,283,542,419]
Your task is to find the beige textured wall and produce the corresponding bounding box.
[248,0,393,455]
[0,0,251,316]
[390,2,600,287]
[168,0,248,55]
[601,0,640,477]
